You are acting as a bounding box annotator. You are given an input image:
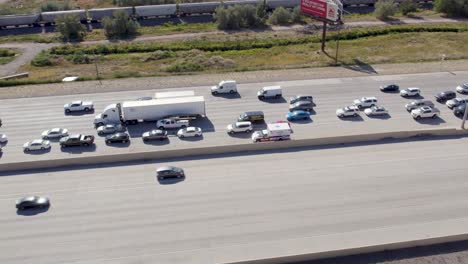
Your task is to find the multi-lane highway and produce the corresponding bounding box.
[1,136,468,263]
[0,71,467,165]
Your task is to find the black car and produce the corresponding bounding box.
[453,103,467,117]
[16,196,50,210]
[156,166,185,181]
[380,84,399,92]
[142,129,168,142]
[435,91,456,102]
[289,101,314,112]
[105,132,130,144]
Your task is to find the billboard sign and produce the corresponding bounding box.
[301,0,339,22]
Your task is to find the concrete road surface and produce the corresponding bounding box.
[1,136,468,263]
[0,71,467,166]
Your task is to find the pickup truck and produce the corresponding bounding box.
[64,101,94,113]
[156,118,189,130]
[411,106,440,119]
[60,134,95,147]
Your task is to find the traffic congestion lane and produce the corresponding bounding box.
[0,71,467,164]
[1,137,468,263]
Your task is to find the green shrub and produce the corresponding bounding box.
[399,0,418,15]
[268,7,292,25]
[102,10,140,39]
[165,62,204,72]
[69,51,91,64]
[55,14,87,41]
[41,0,74,11]
[31,52,56,66]
[374,0,398,20]
[214,4,261,30]
[0,48,15,57]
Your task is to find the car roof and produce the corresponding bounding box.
[50,128,62,132]
[362,97,377,100]
[186,127,196,132]
[157,166,181,172]
[114,132,127,136]
[243,111,264,115]
[295,101,312,105]
[71,101,82,104]
[236,121,251,126]
[293,110,308,114]
[407,87,420,90]
[31,139,44,144]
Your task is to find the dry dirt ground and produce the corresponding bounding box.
[291,240,468,264]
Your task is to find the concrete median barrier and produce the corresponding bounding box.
[0,127,466,173]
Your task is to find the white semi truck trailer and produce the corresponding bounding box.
[94,96,206,126]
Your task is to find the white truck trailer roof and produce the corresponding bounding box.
[154,90,195,99]
[123,96,204,108]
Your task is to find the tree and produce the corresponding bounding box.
[256,0,267,20]
[434,0,468,17]
[374,0,398,20]
[55,14,87,41]
[102,10,140,39]
[399,0,418,15]
[214,5,261,30]
[292,6,303,23]
[268,7,292,25]
[214,6,230,29]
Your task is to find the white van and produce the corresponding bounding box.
[257,86,282,100]
[211,80,238,95]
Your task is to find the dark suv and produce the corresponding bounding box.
[435,91,456,102]
[289,101,314,112]
[380,84,399,92]
[156,166,185,181]
[289,95,313,105]
[453,103,467,117]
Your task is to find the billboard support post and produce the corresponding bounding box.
[321,21,327,52]
[334,26,341,66]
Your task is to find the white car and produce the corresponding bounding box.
[353,97,378,109]
[23,139,51,152]
[41,128,68,139]
[227,121,253,134]
[456,83,468,94]
[177,127,202,138]
[411,106,440,119]
[0,133,7,143]
[336,106,360,118]
[364,106,388,116]
[446,98,468,109]
[64,101,94,113]
[400,87,421,97]
[97,124,126,135]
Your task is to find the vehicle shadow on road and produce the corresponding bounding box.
[401,95,425,100]
[212,93,241,99]
[17,207,49,216]
[126,122,157,138]
[60,145,97,153]
[289,119,313,124]
[64,109,95,116]
[260,97,287,104]
[228,132,253,139]
[143,139,170,146]
[414,117,446,125]
[366,114,392,120]
[191,118,215,133]
[105,141,131,148]
[178,135,204,141]
[23,148,52,155]
[338,116,364,122]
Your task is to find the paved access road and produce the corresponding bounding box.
[1,136,468,263]
[0,71,467,165]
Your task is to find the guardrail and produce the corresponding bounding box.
[0,72,29,80]
[0,127,465,173]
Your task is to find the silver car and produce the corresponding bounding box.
[23,139,51,152]
[42,128,69,139]
[97,124,126,135]
[405,99,434,111]
[177,127,202,138]
[0,133,7,143]
[364,106,388,116]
